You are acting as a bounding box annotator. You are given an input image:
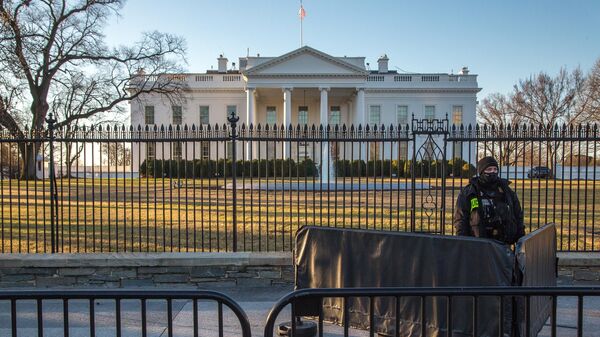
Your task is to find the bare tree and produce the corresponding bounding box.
[100,142,131,167]
[0,0,186,179]
[510,68,584,126]
[577,58,600,123]
[508,68,586,168]
[476,93,525,166]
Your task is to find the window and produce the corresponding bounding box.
[266,106,277,125]
[396,105,408,125]
[369,143,381,160]
[146,143,156,160]
[452,105,463,125]
[227,105,237,118]
[144,106,155,125]
[201,142,210,160]
[452,106,464,159]
[173,142,182,160]
[298,106,308,125]
[329,106,341,125]
[399,142,408,160]
[425,105,435,121]
[172,106,182,125]
[266,106,277,159]
[199,106,210,125]
[369,105,381,126]
[453,142,463,160]
[226,142,233,160]
[298,106,310,159]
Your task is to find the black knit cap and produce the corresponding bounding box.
[477,156,498,175]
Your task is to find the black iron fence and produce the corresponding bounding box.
[0,289,252,337]
[264,286,600,337]
[0,116,599,252]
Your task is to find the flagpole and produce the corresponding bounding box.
[300,0,303,47]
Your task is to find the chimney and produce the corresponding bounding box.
[218,54,228,73]
[377,54,389,73]
[459,66,469,75]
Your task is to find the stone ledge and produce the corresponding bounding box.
[0,252,294,288]
[0,252,293,268]
[557,252,600,267]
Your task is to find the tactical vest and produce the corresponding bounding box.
[468,182,519,244]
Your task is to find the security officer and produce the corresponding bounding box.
[454,156,525,245]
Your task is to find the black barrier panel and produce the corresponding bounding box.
[295,226,517,336]
[516,223,557,337]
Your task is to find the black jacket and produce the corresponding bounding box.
[453,177,525,244]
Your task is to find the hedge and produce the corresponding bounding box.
[140,158,318,178]
[140,158,476,179]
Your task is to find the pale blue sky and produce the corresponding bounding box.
[104,0,600,99]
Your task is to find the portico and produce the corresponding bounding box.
[243,46,368,126]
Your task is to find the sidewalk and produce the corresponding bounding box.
[0,285,599,337]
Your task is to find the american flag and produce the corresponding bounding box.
[298,5,306,20]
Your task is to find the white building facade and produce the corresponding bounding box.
[130,46,480,168]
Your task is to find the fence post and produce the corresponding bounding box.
[441,117,449,235]
[227,111,240,252]
[410,117,417,232]
[45,113,59,253]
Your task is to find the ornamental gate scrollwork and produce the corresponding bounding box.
[410,117,449,234]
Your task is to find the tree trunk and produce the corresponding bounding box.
[19,142,40,180]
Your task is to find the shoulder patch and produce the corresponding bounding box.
[470,197,479,212]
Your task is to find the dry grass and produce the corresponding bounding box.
[1,177,599,253]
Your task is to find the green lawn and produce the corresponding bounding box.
[1,177,598,253]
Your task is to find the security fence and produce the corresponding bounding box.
[0,115,598,253]
[0,289,252,337]
[263,286,600,337]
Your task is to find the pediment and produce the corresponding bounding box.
[244,46,367,77]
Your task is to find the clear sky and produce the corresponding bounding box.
[104,0,600,100]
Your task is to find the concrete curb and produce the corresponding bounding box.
[557,252,600,267]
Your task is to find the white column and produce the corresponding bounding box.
[356,88,366,159]
[283,88,292,158]
[245,87,256,160]
[319,87,332,183]
[356,88,365,125]
[319,87,329,125]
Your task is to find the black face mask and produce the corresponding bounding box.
[480,172,499,185]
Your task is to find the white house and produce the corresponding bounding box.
[130,46,480,169]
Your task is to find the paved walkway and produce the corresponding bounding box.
[0,285,599,337]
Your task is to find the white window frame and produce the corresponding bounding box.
[173,142,183,160]
[298,106,308,125]
[398,142,408,160]
[227,105,237,120]
[329,106,341,125]
[144,106,155,125]
[425,105,435,121]
[452,105,463,125]
[369,105,381,126]
[199,105,210,125]
[146,143,156,160]
[172,105,182,125]
[396,105,408,125]
[266,106,277,125]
